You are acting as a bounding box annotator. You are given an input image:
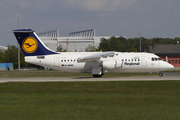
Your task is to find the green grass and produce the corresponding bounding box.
[0,70,157,78]
[0,81,180,120]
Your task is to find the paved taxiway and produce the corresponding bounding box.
[0,72,180,83]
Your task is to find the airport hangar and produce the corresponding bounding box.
[37,29,113,52]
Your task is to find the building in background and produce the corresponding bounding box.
[152,44,180,67]
[38,29,117,52]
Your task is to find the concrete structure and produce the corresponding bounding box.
[38,29,111,52]
[152,44,180,67]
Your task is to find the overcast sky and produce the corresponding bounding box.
[1,0,180,46]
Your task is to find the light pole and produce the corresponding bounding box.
[17,15,20,70]
[138,32,143,52]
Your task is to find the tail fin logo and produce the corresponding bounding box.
[22,37,38,53]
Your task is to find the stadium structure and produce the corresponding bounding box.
[38,29,113,52]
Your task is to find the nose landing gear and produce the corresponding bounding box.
[159,72,163,77]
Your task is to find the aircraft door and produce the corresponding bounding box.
[115,60,122,68]
[141,56,147,66]
[54,57,60,67]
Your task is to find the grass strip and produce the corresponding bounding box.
[0,81,180,120]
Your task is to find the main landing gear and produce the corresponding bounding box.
[159,72,163,77]
[93,74,102,77]
[92,67,104,78]
[93,69,104,77]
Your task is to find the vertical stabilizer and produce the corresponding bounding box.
[12,29,58,56]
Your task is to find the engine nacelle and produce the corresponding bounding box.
[103,61,116,70]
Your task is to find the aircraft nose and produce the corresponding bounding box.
[168,64,174,70]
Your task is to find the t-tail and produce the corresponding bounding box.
[12,29,58,56]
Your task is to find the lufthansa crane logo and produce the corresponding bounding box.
[22,37,38,53]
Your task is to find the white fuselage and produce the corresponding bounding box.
[25,52,174,73]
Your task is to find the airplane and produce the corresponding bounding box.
[12,28,174,77]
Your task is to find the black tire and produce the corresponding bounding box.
[159,73,163,77]
[93,74,102,78]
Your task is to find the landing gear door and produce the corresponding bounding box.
[115,59,122,68]
[92,66,103,75]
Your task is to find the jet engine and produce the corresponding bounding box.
[102,61,116,70]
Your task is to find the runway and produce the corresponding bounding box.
[0,72,180,83]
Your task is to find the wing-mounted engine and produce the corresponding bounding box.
[102,60,122,70]
[102,61,116,69]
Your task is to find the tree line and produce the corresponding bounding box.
[0,45,36,69]
[1,37,179,69]
[98,37,180,52]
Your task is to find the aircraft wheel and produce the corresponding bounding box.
[93,74,102,78]
[159,73,163,77]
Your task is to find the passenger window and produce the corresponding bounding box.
[132,59,133,61]
[172,60,174,64]
[152,58,154,61]
[122,59,124,61]
[61,60,63,62]
[179,60,180,64]
[168,60,171,63]
[175,60,177,64]
[125,59,127,61]
[135,59,136,61]
[64,60,66,62]
[128,59,130,61]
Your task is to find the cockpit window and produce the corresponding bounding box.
[152,57,162,61]
[158,58,162,60]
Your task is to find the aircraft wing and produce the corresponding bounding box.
[78,52,115,62]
